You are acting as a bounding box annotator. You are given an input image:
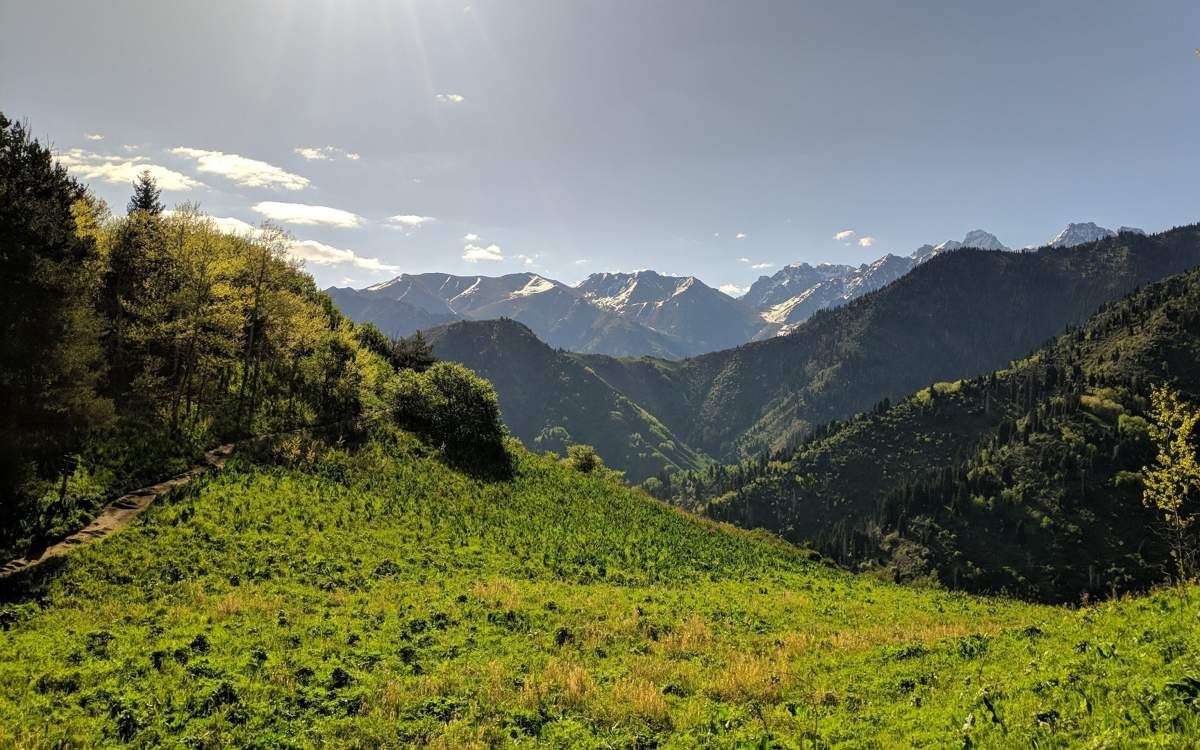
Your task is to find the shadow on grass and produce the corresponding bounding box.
[0,554,69,609]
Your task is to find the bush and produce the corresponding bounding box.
[392,363,509,473]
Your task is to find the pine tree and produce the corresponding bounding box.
[127,169,164,215]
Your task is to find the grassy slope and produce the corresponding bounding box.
[0,431,1197,748]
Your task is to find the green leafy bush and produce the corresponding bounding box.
[392,362,509,474]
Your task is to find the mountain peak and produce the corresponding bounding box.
[1048,222,1117,248]
[960,229,1009,251]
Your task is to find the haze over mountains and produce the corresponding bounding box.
[331,222,1140,358]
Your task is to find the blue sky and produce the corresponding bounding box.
[2,1,1198,293]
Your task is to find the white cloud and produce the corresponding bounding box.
[719,283,748,297]
[85,133,104,141]
[463,233,481,241]
[56,148,202,191]
[252,201,362,228]
[751,262,774,270]
[834,229,856,241]
[293,146,360,161]
[122,144,140,152]
[463,243,503,262]
[209,216,259,236]
[858,236,875,247]
[712,232,720,238]
[435,93,466,103]
[386,214,434,228]
[171,147,310,190]
[516,253,539,267]
[287,239,399,272]
[738,257,750,263]
[574,259,590,265]
[735,232,747,240]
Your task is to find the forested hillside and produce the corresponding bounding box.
[0,114,501,560]
[425,318,709,482]
[655,267,1200,602]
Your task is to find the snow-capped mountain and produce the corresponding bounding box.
[748,256,916,327]
[330,271,776,358]
[912,229,1010,262]
[576,270,776,352]
[749,230,1011,328]
[1047,222,1117,248]
[742,263,855,310]
[330,272,692,358]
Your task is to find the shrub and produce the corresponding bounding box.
[391,362,509,473]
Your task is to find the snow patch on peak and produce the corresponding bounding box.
[511,275,557,297]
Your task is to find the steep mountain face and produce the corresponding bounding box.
[1048,222,1117,248]
[423,318,711,482]
[742,263,855,310]
[751,229,1011,328]
[576,271,775,352]
[657,265,1200,603]
[328,272,691,358]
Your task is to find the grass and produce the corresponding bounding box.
[0,428,1197,748]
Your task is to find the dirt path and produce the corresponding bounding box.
[0,444,234,578]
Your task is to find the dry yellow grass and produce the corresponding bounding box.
[706,654,788,703]
[597,677,672,727]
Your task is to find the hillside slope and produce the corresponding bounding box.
[1,429,1197,747]
[425,318,710,482]
[660,266,1200,602]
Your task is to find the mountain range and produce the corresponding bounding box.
[330,222,1142,358]
[423,224,1200,482]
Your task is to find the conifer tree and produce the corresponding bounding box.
[127,169,164,215]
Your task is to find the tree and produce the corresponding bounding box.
[1142,385,1200,580]
[0,113,112,521]
[391,362,508,473]
[391,330,436,372]
[127,169,163,215]
[564,444,624,482]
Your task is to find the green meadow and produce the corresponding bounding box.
[1,429,1196,748]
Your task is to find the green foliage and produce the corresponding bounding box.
[0,122,408,558]
[392,362,509,473]
[0,114,112,528]
[1142,385,1200,579]
[563,443,624,482]
[0,432,1197,747]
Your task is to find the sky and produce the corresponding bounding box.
[2,1,1198,294]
